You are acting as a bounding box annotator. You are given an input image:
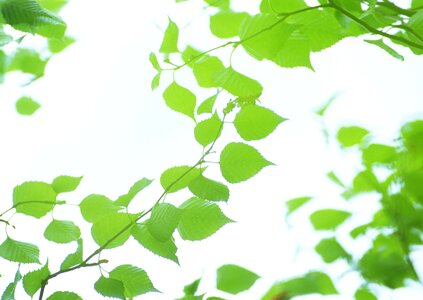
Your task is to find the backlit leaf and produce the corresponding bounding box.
[46,291,82,300]
[194,113,222,146]
[160,166,202,193]
[197,94,218,114]
[362,144,396,165]
[60,239,83,270]
[355,288,377,300]
[109,265,158,297]
[220,142,273,183]
[285,196,312,215]
[149,52,161,71]
[315,238,350,263]
[183,278,201,296]
[151,72,161,90]
[163,82,196,120]
[210,11,249,38]
[365,39,404,61]
[148,203,181,241]
[48,36,75,53]
[91,213,136,249]
[216,264,259,294]
[213,67,262,98]
[193,56,225,88]
[51,175,82,193]
[310,209,351,230]
[337,126,369,147]
[79,194,120,223]
[15,96,40,115]
[115,178,153,207]
[7,48,47,77]
[189,174,229,201]
[260,0,307,13]
[1,269,22,300]
[13,181,56,218]
[94,276,125,299]
[160,18,179,53]
[23,263,50,296]
[0,238,39,264]
[44,220,81,244]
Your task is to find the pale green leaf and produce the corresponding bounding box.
[132,224,179,263]
[315,238,351,263]
[285,196,312,215]
[15,96,40,115]
[51,175,82,193]
[0,238,39,264]
[79,194,120,223]
[7,48,47,77]
[178,197,232,241]
[197,94,218,114]
[216,264,259,294]
[91,213,136,249]
[151,72,161,90]
[353,170,380,193]
[94,276,125,299]
[0,30,13,46]
[365,39,404,61]
[44,220,81,244]
[220,142,273,183]
[115,178,153,207]
[160,166,202,193]
[310,209,351,230]
[160,18,179,53]
[23,263,50,296]
[194,113,222,146]
[355,288,377,300]
[327,171,345,188]
[46,291,82,300]
[193,56,225,88]
[38,0,69,12]
[109,264,158,297]
[276,31,313,69]
[60,239,83,270]
[412,0,423,9]
[234,105,285,140]
[148,203,181,241]
[213,67,262,98]
[48,36,75,53]
[189,174,229,201]
[210,11,249,38]
[149,52,161,71]
[260,0,307,13]
[337,126,369,147]
[13,181,56,218]
[1,269,22,300]
[182,45,202,66]
[163,82,196,120]
[315,94,338,117]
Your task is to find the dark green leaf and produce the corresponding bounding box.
[13,181,56,218]
[216,264,259,294]
[15,96,40,115]
[109,264,158,297]
[310,209,351,230]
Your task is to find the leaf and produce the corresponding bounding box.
[60,239,83,270]
[91,213,136,249]
[1,0,67,38]
[160,18,179,53]
[276,31,313,69]
[23,263,50,296]
[310,209,351,230]
[38,0,69,12]
[46,291,83,300]
[216,264,259,295]
[213,67,263,98]
[0,29,13,47]
[109,264,158,297]
[194,113,222,146]
[210,11,249,39]
[149,52,161,71]
[147,203,181,241]
[326,171,345,188]
[182,45,202,66]
[262,272,337,300]
[337,126,369,147]
[234,105,285,141]
[79,194,120,223]
[362,144,396,165]
[355,288,377,300]
[352,170,380,194]
[260,0,307,13]
[151,72,161,90]
[193,56,225,88]
[94,276,125,299]
[44,220,81,244]
[132,224,179,263]
[51,175,82,193]
[13,181,56,218]
[220,142,273,183]
[115,178,153,207]
[197,94,218,114]
[183,278,201,296]
[188,174,229,202]
[48,36,75,53]
[204,0,229,9]
[315,238,350,263]
[1,269,22,300]
[7,48,47,77]
[178,197,232,241]
[285,196,312,215]
[160,166,202,193]
[315,94,338,117]
[15,96,40,115]
[163,82,196,120]
[365,39,404,61]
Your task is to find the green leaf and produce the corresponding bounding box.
[408,9,423,38]
[412,0,423,9]
[189,174,229,202]
[310,209,351,230]
[44,220,81,244]
[38,0,69,12]
[337,126,369,147]
[285,196,312,215]
[362,144,396,165]
[109,264,158,297]
[48,36,75,53]
[0,238,40,264]
[352,170,380,194]
[315,238,350,263]
[91,213,136,249]
[151,72,161,90]
[23,263,50,296]
[79,194,120,223]
[213,67,263,98]
[160,18,179,53]
[178,197,232,241]
[7,48,47,77]
[315,94,338,117]
[51,175,82,193]
[216,264,259,295]
[210,11,249,38]
[163,82,196,120]
[132,224,179,263]
[13,181,56,218]
[193,56,225,88]
[355,288,377,300]
[183,278,201,296]
[197,94,218,114]
[94,276,125,299]
[326,171,345,188]
[220,142,273,183]
[115,178,153,207]
[234,105,285,140]
[15,96,40,115]
[204,0,229,9]
[365,39,404,61]
[0,29,13,47]
[148,203,181,241]
[194,113,222,146]
[260,0,307,13]
[276,31,313,69]
[149,52,161,71]
[182,45,202,66]
[60,239,83,270]
[1,269,22,300]
[350,223,371,239]
[46,291,83,300]
[1,0,67,38]
[262,272,337,300]
[160,166,202,193]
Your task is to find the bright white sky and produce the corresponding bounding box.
[0,0,423,299]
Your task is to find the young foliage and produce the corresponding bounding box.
[13,181,57,218]
[0,238,40,264]
[108,265,158,297]
[216,264,260,294]
[44,220,81,244]
[163,82,197,120]
[23,263,50,296]
[15,96,40,115]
